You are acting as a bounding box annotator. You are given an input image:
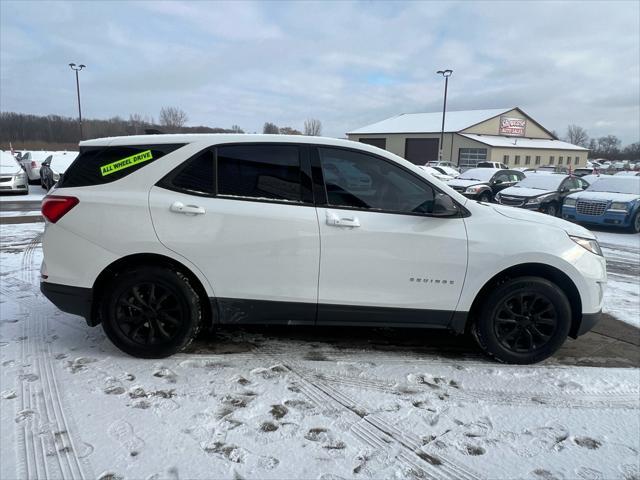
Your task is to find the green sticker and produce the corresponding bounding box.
[100,150,153,176]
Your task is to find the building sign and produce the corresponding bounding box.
[499,116,527,136]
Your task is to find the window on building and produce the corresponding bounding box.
[525,155,531,165]
[359,138,386,150]
[503,155,509,165]
[514,155,521,165]
[574,156,579,165]
[458,148,488,170]
[559,156,564,165]
[217,144,303,202]
[549,156,555,164]
[535,156,541,165]
[319,148,436,214]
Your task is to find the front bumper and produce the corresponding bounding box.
[562,206,632,228]
[575,310,602,337]
[40,281,95,325]
[0,172,28,193]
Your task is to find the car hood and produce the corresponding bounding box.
[499,186,554,198]
[567,191,639,202]
[448,179,486,188]
[0,162,21,175]
[492,204,595,238]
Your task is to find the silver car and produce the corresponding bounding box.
[0,152,28,194]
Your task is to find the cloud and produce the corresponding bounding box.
[1,0,638,143]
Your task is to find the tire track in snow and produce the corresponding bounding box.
[257,346,484,480]
[5,232,93,480]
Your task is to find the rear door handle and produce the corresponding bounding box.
[170,201,206,215]
[326,211,360,227]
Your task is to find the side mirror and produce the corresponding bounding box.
[433,193,459,217]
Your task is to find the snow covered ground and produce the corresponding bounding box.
[1,223,639,480]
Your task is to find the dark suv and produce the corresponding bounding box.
[446,168,525,202]
[495,173,589,216]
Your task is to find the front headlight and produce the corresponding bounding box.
[564,198,577,207]
[465,186,483,194]
[569,235,603,256]
[608,201,630,211]
[526,194,552,205]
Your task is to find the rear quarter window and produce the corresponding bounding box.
[58,144,184,188]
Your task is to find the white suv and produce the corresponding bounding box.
[40,135,606,363]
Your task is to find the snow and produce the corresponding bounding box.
[460,134,588,151]
[348,108,513,135]
[1,222,639,480]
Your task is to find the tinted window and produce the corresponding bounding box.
[217,145,302,202]
[171,150,215,195]
[319,148,435,214]
[59,144,184,188]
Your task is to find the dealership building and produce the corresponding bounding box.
[347,107,588,170]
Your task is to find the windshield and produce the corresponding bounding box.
[458,168,496,181]
[514,174,565,190]
[586,177,640,195]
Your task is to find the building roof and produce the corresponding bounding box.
[347,108,514,135]
[460,134,588,151]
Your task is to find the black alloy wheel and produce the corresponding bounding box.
[493,292,557,353]
[545,203,558,217]
[102,267,202,358]
[473,276,571,364]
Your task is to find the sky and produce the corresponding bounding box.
[1,1,639,144]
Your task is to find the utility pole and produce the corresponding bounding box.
[69,63,86,139]
[436,69,453,162]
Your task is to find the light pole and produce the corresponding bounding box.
[69,63,86,139]
[436,69,453,162]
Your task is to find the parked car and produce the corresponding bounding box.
[447,168,525,202]
[562,176,640,233]
[537,165,568,174]
[430,165,460,178]
[614,171,640,177]
[20,151,53,184]
[476,161,508,169]
[495,173,589,217]
[0,151,29,194]
[40,152,78,190]
[425,161,457,169]
[40,134,606,364]
[573,167,600,177]
[417,166,454,182]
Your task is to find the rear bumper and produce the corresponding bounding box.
[40,281,95,325]
[574,310,602,337]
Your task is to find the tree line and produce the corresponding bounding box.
[0,107,243,151]
[562,124,638,160]
[263,118,322,136]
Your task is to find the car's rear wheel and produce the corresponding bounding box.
[473,277,571,364]
[101,267,202,358]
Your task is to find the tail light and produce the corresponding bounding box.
[41,196,79,223]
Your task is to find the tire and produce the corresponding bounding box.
[630,211,640,234]
[544,203,558,217]
[479,192,492,203]
[100,266,202,358]
[473,276,571,364]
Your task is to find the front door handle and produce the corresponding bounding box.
[326,211,360,227]
[170,201,206,215]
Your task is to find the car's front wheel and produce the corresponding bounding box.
[478,192,492,203]
[630,210,640,234]
[101,266,202,358]
[544,202,558,217]
[473,276,571,364]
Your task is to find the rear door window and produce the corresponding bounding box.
[217,144,304,202]
[58,144,184,188]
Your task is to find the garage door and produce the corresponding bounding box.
[404,138,439,165]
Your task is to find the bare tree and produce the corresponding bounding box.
[159,106,188,130]
[304,118,322,136]
[263,122,279,134]
[230,124,244,133]
[565,124,589,147]
[597,135,621,157]
[279,126,302,135]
